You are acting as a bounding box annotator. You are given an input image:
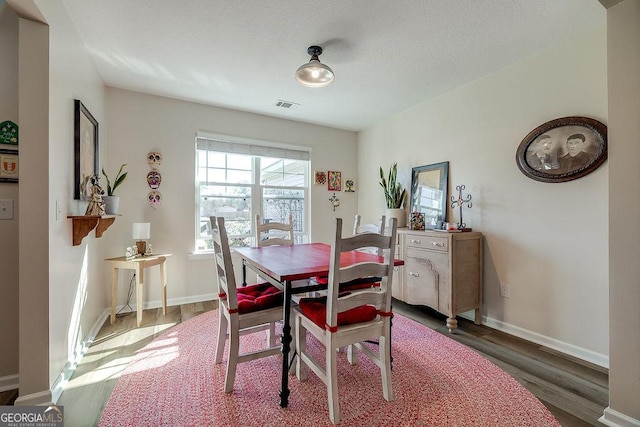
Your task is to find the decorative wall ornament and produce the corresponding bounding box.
[329,193,340,211]
[0,149,18,183]
[450,185,472,231]
[0,120,18,145]
[147,190,162,208]
[147,151,162,170]
[516,116,607,183]
[147,170,162,189]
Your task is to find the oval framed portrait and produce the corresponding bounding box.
[515,116,607,183]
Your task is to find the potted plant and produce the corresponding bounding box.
[101,164,128,215]
[379,162,406,227]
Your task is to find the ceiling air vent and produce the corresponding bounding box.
[275,99,300,110]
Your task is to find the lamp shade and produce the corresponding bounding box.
[295,45,334,88]
[132,222,150,240]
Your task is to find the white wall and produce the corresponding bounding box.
[104,88,357,307]
[0,2,19,383]
[358,27,609,365]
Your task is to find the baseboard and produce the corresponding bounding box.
[459,312,609,369]
[14,390,53,406]
[0,374,18,392]
[599,407,640,427]
[112,292,218,314]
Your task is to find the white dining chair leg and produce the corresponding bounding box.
[215,311,227,364]
[326,339,340,424]
[346,344,358,365]
[380,334,393,401]
[295,316,308,381]
[224,319,240,393]
[267,322,276,347]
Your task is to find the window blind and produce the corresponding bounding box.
[196,133,310,161]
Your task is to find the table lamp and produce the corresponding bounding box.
[132,222,150,256]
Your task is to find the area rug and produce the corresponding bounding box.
[98,310,560,426]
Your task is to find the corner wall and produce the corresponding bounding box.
[358,26,608,365]
[604,1,640,424]
[0,2,19,387]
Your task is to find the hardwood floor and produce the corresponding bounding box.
[1,299,607,426]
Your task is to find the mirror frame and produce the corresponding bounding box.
[410,161,449,228]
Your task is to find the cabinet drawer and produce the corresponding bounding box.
[405,234,448,252]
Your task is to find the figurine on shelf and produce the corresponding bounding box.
[85,175,106,216]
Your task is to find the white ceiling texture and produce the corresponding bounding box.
[62,0,605,132]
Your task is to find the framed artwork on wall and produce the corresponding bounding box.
[314,170,327,185]
[516,116,607,183]
[344,178,355,192]
[328,171,342,191]
[0,149,18,183]
[74,99,99,200]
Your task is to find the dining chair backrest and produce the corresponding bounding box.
[255,214,294,247]
[326,217,397,329]
[353,214,386,256]
[211,216,239,312]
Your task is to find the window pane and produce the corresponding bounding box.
[263,188,305,237]
[207,151,226,168]
[199,185,252,238]
[260,157,305,187]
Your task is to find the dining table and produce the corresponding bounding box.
[233,242,404,408]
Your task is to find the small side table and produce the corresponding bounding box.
[105,254,172,327]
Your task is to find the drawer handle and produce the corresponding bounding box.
[409,271,419,277]
[409,239,421,244]
[431,241,445,247]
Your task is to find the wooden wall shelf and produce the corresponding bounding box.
[67,215,117,246]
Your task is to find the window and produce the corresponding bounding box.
[196,134,310,251]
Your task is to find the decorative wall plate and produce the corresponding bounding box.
[0,120,18,145]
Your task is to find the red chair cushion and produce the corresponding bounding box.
[311,275,328,285]
[236,282,283,314]
[298,296,378,330]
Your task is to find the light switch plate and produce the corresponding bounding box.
[0,199,14,220]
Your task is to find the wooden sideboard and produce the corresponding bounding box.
[393,229,483,332]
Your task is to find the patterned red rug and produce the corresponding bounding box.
[98,311,559,426]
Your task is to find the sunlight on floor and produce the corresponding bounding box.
[61,322,177,391]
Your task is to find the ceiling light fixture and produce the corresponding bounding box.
[295,45,334,88]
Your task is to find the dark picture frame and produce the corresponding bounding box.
[0,149,19,183]
[74,99,99,200]
[410,161,449,229]
[516,116,607,183]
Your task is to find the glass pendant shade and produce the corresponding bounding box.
[295,46,334,87]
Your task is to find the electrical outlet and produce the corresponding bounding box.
[0,199,13,220]
[500,282,510,298]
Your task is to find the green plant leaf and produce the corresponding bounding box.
[101,164,128,196]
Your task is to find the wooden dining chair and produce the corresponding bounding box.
[255,214,294,247]
[211,216,284,393]
[293,217,398,424]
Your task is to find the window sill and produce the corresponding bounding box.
[188,251,214,261]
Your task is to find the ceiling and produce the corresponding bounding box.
[61,0,605,132]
